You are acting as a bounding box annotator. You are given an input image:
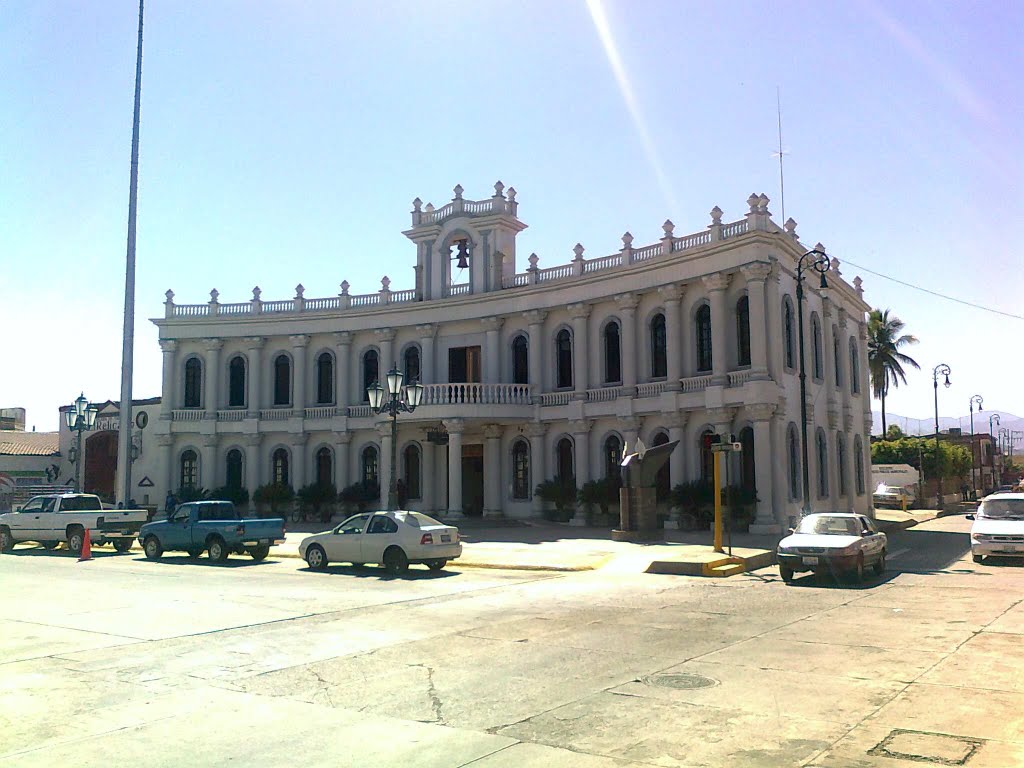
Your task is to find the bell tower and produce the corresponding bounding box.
[403,182,527,301]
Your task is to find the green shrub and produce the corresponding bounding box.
[211,485,250,506]
[535,479,577,522]
[578,477,622,515]
[338,481,380,513]
[176,486,211,503]
[298,483,337,523]
[253,483,295,517]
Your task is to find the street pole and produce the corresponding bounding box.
[389,408,399,511]
[117,0,145,506]
[932,364,951,509]
[75,429,83,493]
[969,395,983,499]
[795,249,830,517]
[367,364,424,512]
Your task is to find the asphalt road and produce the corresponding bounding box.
[2,514,1023,767]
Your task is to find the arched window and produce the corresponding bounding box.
[228,356,246,407]
[362,349,379,402]
[739,426,755,493]
[180,449,199,489]
[511,335,529,384]
[788,425,801,500]
[603,321,622,384]
[361,446,379,487]
[404,346,421,384]
[849,341,860,394]
[816,429,829,498]
[854,435,865,495]
[403,444,421,500]
[225,449,243,490]
[555,330,573,389]
[833,328,842,389]
[315,446,333,487]
[700,429,715,482]
[183,358,202,408]
[837,434,847,496]
[811,315,823,380]
[650,313,667,378]
[696,305,712,373]
[652,432,670,501]
[555,437,574,486]
[736,297,751,367]
[316,353,334,405]
[512,440,530,499]
[273,354,291,406]
[603,435,622,480]
[783,299,795,369]
[272,447,289,486]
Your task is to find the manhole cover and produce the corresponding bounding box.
[868,729,984,765]
[641,673,718,690]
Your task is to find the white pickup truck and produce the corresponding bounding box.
[0,493,149,554]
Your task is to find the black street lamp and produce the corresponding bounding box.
[367,364,424,511]
[932,364,951,509]
[968,394,983,499]
[65,393,98,493]
[796,248,831,515]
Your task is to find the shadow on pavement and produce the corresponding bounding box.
[3,546,127,559]
[300,563,459,581]
[128,555,277,568]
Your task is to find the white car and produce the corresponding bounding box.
[776,512,887,583]
[967,493,1024,563]
[872,483,914,510]
[299,510,462,573]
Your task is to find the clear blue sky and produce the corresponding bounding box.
[3,1,1021,433]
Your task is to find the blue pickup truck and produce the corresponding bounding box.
[139,501,285,562]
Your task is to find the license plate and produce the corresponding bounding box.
[441,535,451,543]
[802,556,819,565]
[999,547,1020,554]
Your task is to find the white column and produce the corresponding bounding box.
[765,261,783,382]
[862,414,875,517]
[416,324,436,385]
[570,421,590,526]
[446,419,464,515]
[667,413,687,488]
[483,424,502,517]
[335,432,351,490]
[157,434,174,499]
[524,310,547,399]
[741,263,771,379]
[770,414,788,525]
[378,423,392,503]
[527,422,546,515]
[482,317,503,384]
[376,328,395,375]
[204,339,222,419]
[821,298,836,395]
[201,435,218,490]
[703,273,730,386]
[159,340,177,418]
[857,321,872,426]
[290,335,309,417]
[616,293,638,395]
[749,404,778,533]
[290,434,307,490]
[245,434,262,490]
[568,303,590,399]
[844,428,856,513]
[658,285,683,389]
[334,332,352,407]
[246,337,264,418]
[421,440,435,511]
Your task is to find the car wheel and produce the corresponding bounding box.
[250,543,270,562]
[143,536,163,560]
[113,539,133,553]
[779,564,794,582]
[383,546,409,575]
[208,537,228,563]
[305,544,327,570]
[67,528,85,555]
[427,559,448,571]
[873,550,886,576]
[972,554,984,564]
[41,540,60,551]
[0,528,13,552]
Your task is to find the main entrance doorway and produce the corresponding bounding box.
[84,431,117,501]
[462,444,484,516]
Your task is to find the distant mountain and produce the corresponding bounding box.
[873,411,1024,440]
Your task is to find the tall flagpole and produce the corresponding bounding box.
[117,0,144,506]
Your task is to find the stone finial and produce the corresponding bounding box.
[164,289,175,303]
[784,217,798,238]
[381,275,391,291]
[853,276,864,296]
[662,219,675,236]
[252,286,261,301]
[622,231,634,247]
[814,241,827,255]
[528,252,539,270]
[507,187,517,201]
[710,206,723,225]
[758,193,770,214]
[425,202,434,213]
[830,257,842,277]
[209,288,219,303]
[339,280,350,296]
[573,243,585,260]
[294,284,305,299]
[412,197,422,212]
[453,184,464,200]
[493,180,505,197]
[747,193,760,213]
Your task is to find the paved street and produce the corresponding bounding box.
[2,514,1023,767]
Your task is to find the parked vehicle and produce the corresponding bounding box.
[966,493,1024,563]
[299,510,461,573]
[138,500,285,562]
[776,512,887,583]
[0,493,148,554]
[872,483,915,509]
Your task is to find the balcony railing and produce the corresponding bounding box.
[727,369,753,387]
[305,406,339,419]
[680,375,713,393]
[586,386,621,402]
[636,381,666,398]
[216,409,246,421]
[171,409,204,421]
[540,391,573,406]
[421,383,532,406]
[259,408,292,420]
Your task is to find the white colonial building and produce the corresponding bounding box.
[150,183,874,531]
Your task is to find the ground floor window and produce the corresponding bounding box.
[180,449,198,489]
[272,448,289,486]
[512,440,530,499]
[403,444,421,500]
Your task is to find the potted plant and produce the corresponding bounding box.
[339,481,380,514]
[578,477,621,526]
[176,486,210,503]
[298,483,338,524]
[535,479,577,522]
[211,485,250,513]
[252,483,294,519]
[670,480,715,530]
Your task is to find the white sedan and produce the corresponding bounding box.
[967,493,1024,563]
[776,512,887,583]
[299,510,462,573]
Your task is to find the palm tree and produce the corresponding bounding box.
[867,309,920,435]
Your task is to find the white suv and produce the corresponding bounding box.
[967,493,1024,563]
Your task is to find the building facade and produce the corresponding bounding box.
[151,184,874,531]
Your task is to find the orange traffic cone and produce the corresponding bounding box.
[79,529,92,561]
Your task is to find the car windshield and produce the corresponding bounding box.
[978,499,1024,520]
[796,516,859,536]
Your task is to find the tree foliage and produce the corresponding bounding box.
[867,309,920,435]
[870,437,972,481]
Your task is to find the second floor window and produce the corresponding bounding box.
[811,315,823,380]
[650,313,667,378]
[228,356,246,407]
[183,358,202,408]
[850,342,861,394]
[273,354,291,406]
[604,321,621,384]
[404,346,420,384]
[316,353,333,404]
[556,330,573,389]
[512,335,529,384]
[783,299,795,369]
[833,331,842,388]
[363,350,379,402]
[736,297,751,367]
[696,305,712,373]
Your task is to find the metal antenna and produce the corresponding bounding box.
[773,86,787,223]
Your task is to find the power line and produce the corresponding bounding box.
[841,258,1024,321]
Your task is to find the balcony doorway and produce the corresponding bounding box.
[449,346,481,383]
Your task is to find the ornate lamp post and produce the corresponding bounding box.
[989,414,1001,488]
[65,393,98,493]
[367,364,424,511]
[796,248,831,515]
[968,395,983,499]
[932,364,951,509]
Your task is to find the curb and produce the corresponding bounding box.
[270,548,604,572]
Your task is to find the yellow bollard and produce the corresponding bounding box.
[713,452,723,553]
